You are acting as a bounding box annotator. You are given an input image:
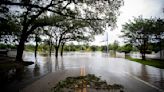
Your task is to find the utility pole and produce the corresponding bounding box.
[106,32,109,54]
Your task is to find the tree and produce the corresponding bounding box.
[1,0,123,61]
[112,40,119,51]
[42,27,54,56]
[59,27,93,57]
[108,40,119,57]
[27,27,43,57]
[47,19,93,57]
[118,44,133,58]
[121,17,156,60]
[90,45,100,51]
[122,44,133,53]
[151,19,164,59]
[34,30,42,58]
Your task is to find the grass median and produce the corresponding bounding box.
[127,57,164,69]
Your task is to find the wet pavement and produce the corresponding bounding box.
[1,52,164,92]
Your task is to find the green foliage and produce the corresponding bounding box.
[122,17,164,48]
[118,44,133,53]
[63,44,101,52]
[25,45,35,51]
[122,17,154,46]
[25,44,53,52]
[0,43,7,49]
[0,43,16,49]
[52,74,124,92]
[109,40,119,51]
[90,45,101,51]
[100,45,107,52]
[121,17,164,59]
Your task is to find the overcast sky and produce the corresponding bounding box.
[91,0,164,46]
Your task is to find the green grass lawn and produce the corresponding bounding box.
[127,57,164,69]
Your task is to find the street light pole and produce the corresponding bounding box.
[106,32,108,54]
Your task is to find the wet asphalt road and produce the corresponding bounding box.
[3,52,164,92]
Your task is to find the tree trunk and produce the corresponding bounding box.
[15,26,32,62]
[140,46,146,60]
[55,47,59,58]
[15,13,40,62]
[15,14,29,62]
[159,38,162,60]
[141,53,146,60]
[16,37,26,62]
[48,33,52,57]
[125,52,128,59]
[141,38,146,60]
[114,50,116,57]
[49,43,52,57]
[34,41,38,58]
[60,44,64,57]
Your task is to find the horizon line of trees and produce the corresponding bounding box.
[1,39,162,53]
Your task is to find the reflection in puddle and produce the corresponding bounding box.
[33,59,40,77]
[139,65,149,81]
[55,58,59,71]
[43,56,52,73]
